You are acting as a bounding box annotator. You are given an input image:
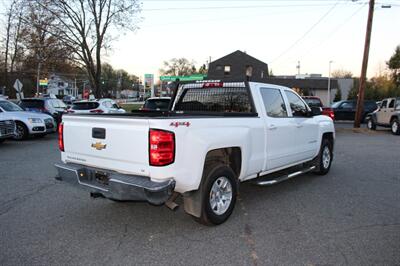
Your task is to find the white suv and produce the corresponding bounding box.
[67,99,126,114]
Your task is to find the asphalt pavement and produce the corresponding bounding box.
[0,124,399,265]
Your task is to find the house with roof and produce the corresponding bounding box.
[207,51,353,105]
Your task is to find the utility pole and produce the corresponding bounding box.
[354,0,375,128]
[36,61,41,96]
[296,61,301,75]
[327,60,333,106]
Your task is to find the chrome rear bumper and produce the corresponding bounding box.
[55,163,175,205]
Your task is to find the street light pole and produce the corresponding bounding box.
[327,60,333,106]
[354,0,375,128]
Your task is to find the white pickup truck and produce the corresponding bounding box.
[56,81,335,225]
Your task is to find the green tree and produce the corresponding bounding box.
[333,88,342,102]
[387,45,400,87]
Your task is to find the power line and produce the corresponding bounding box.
[143,3,337,11]
[296,2,367,61]
[270,1,341,63]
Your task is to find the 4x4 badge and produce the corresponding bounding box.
[91,142,107,150]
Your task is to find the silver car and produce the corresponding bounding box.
[0,100,56,140]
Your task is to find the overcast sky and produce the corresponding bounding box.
[1,0,399,80]
[105,0,400,79]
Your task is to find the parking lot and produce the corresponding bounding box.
[1,124,399,265]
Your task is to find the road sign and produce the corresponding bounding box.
[13,79,23,92]
[160,74,206,82]
[39,78,48,86]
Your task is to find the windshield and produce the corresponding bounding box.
[72,102,99,110]
[0,101,24,111]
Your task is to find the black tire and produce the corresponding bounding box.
[390,118,400,135]
[14,122,29,140]
[0,139,5,144]
[196,164,237,225]
[314,138,333,175]
[366,117,376,130]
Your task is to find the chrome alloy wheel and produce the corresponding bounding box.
[14,124,25,139]
[209,176,233,215]
[322,146,331,169]
[392,121,398,134]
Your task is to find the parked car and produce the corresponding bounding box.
[0,118,16,143]
[140,97,171,111]
[0,100,56,140]
[18,98,67,125]
[55,81,335,225]
[302,96,335,120]
[67,99,126,114]
[331,100,378,122]
[366,97,400,135]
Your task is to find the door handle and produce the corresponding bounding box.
[268,124,277,130]
[296,124,303,128]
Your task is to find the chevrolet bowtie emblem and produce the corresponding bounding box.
[91,142,107,150]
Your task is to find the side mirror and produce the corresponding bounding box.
[310,106,322,116]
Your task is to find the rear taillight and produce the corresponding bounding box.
[329,111,335,120]
[90,109,104,113]
[58,123,64,152]
[149,129,175,166]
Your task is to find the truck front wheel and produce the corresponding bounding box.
[314,138,333,175]
[197,165,237,225]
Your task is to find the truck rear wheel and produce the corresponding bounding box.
[196,164,237,225]
[314,138,333,175]
[366,117,376,130]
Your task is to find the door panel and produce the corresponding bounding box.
[377,100,388,124]
[259,87,297,170]
[284,90,319,162]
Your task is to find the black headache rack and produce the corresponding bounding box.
[167,79,258,117]
[66,79,258,118]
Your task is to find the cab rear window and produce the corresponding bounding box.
[174,87,253,113]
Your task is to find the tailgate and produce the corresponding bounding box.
[62,115,150,176]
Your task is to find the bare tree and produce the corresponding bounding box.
[2,0,23,96]
[33,0,141,98]
[331,69,353,79]
[160,58,197,76]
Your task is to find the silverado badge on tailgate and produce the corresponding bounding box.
[91,142,107,150]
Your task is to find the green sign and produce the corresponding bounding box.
[39,79,48,86]
[160,74,206,82]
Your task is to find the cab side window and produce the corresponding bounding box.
[388,99,395,108]
[260,88,288,118]
[284,91,308,117]
[396,98,400,110]
[381,100,388,109]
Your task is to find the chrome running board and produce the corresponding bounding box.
[255,166,316,186]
